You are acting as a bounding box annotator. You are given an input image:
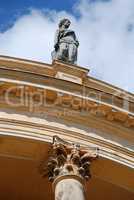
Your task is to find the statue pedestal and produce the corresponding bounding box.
[53,60,89,84]
[55,71,82,84]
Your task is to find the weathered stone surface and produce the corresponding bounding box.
[55,179,85,200]
[52,19,79,64]
[40,136,97,200]
[45,136,97,182]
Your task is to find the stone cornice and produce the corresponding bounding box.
[0,78,133,129]
[0,55,133,99]
[0,56,133,167]
[0,56,134,198]
[0,116,133,168]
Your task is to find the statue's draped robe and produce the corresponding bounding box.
[52,28,79,64]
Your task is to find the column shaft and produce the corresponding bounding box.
[55,179,85,200]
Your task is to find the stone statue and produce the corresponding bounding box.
[52,18,79,64]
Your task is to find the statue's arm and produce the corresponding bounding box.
[54,29,60,51]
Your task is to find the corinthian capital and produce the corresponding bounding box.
[40,136,98,183]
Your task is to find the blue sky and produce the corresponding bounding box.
[0,0,133,92]
[0,0,78,32]
[0,0,110,32]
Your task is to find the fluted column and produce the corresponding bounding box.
[40,136,98,200]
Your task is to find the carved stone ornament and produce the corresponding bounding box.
[40,136,98,182]
[52,18,79,64]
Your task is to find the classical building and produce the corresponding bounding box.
[0,55,133,199]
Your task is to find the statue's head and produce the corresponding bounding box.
[59,18,71,28]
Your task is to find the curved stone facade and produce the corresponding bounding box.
[0,56,133,199]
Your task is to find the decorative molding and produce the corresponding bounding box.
[40,136,98,182]
[0,81,133,129]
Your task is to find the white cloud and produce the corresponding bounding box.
[0,0,134,92]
